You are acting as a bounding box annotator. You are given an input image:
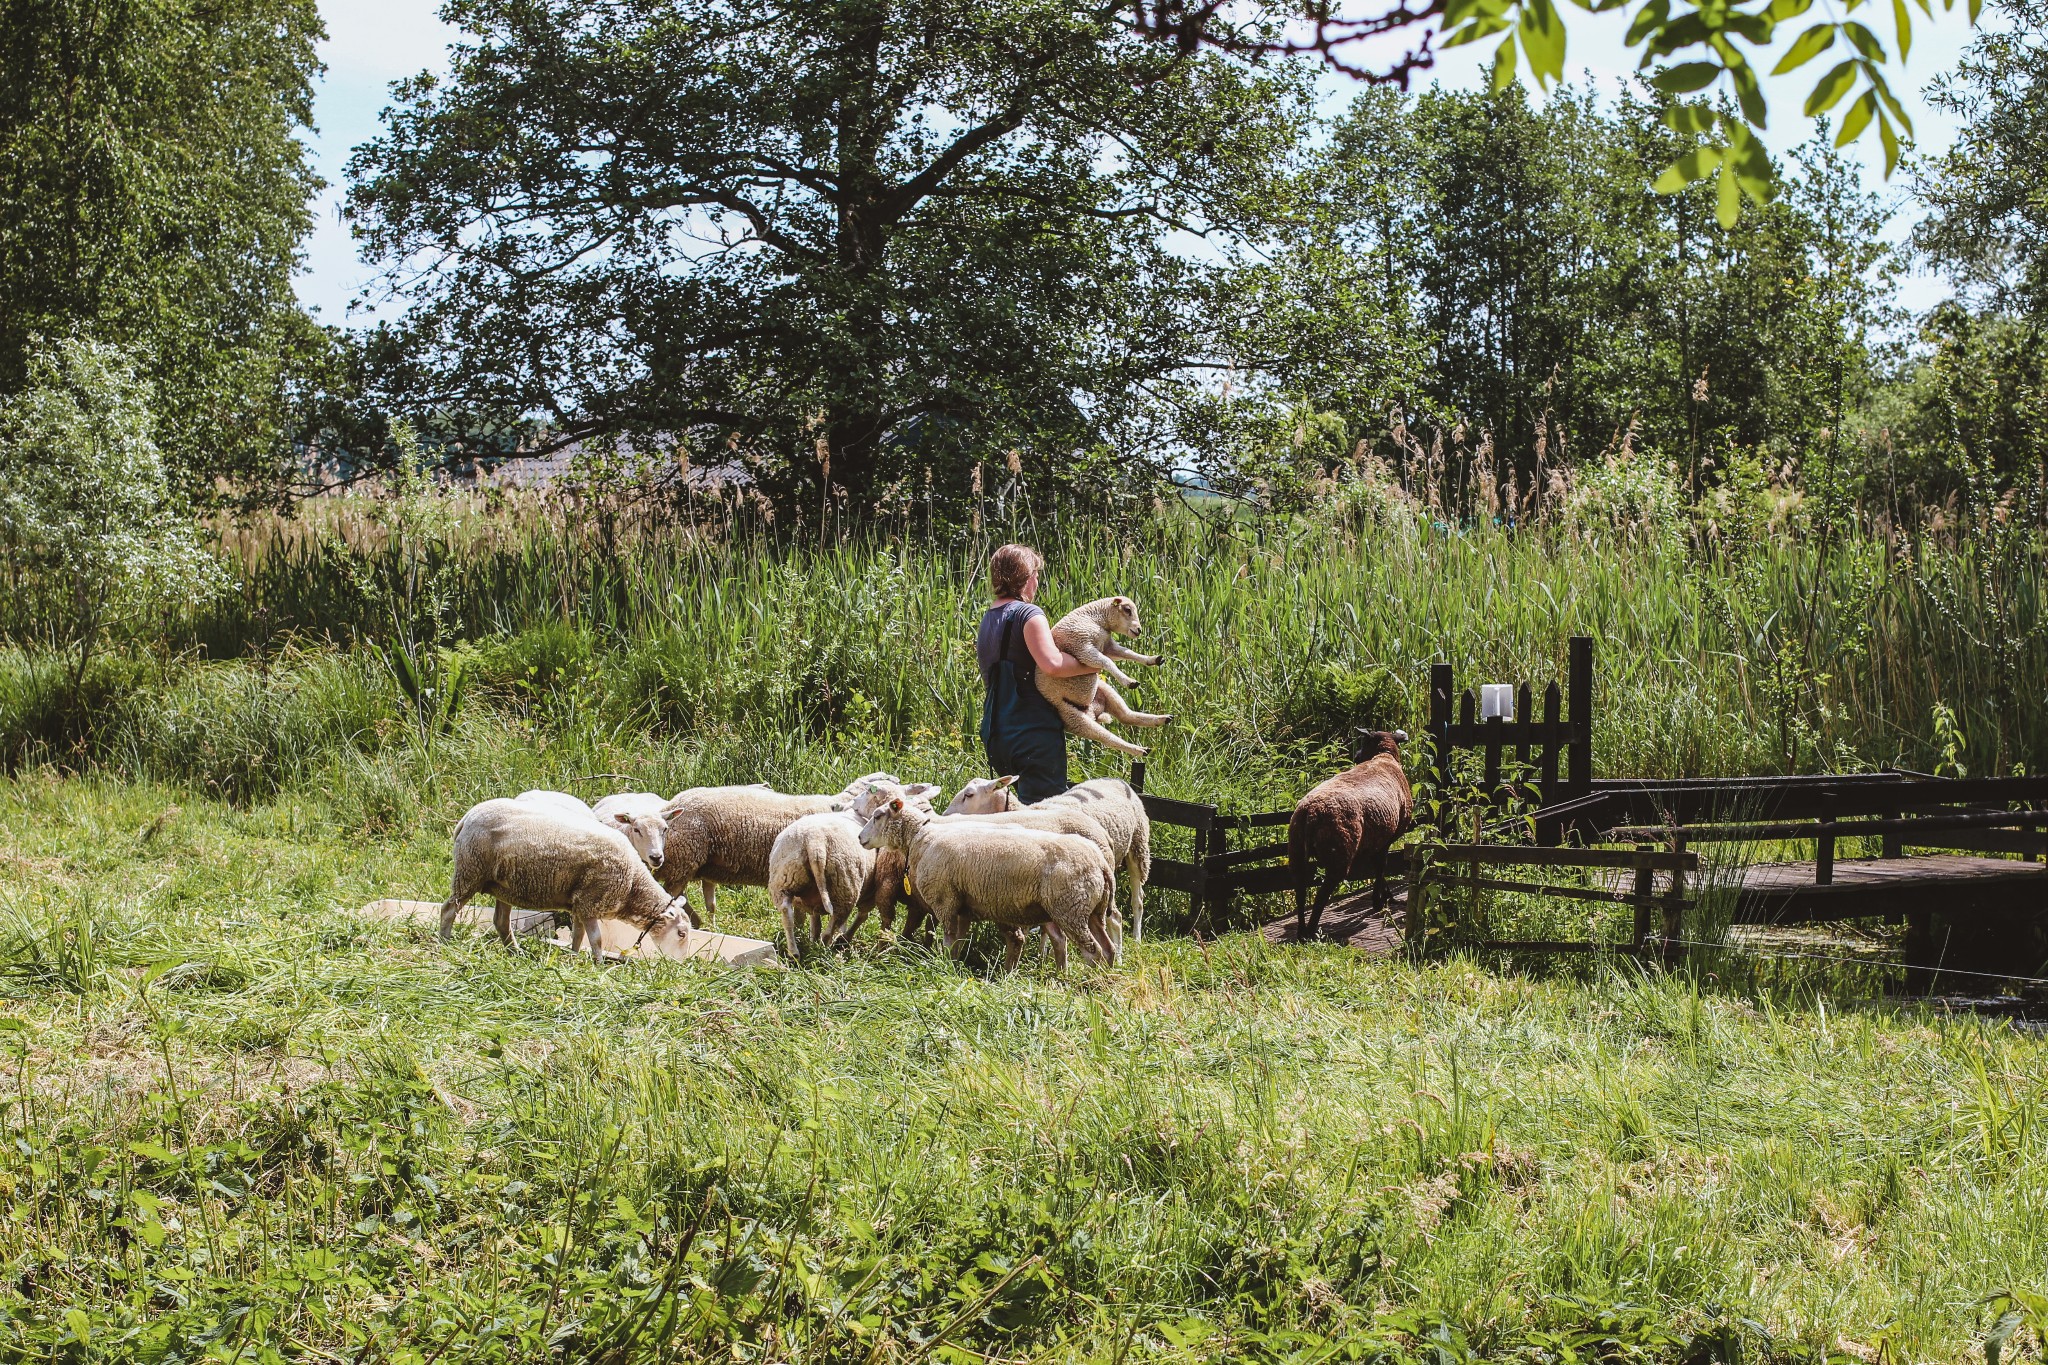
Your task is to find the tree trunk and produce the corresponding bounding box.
[823,11,894,516]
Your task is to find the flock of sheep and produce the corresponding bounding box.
[436,588,1410,968]
[438,728,1413,969]
[437,773,1148,965]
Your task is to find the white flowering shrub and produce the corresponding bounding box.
[0,337,229,685]
[1558,449,1689,549]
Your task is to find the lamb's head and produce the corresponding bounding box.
[601,810,667,869]
[1100,595,1144,638]
[641,898,693,955]
[1350,729,1408,763]
[836,771,901,805]
[846,778,939,819]
[857,796,923,852]
[945,774,1019,815]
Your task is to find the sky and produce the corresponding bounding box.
[294,0,1992,326]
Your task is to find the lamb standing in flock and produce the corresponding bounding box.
[944,775,1152,944]
[440,797,692,963]
[767,781,939,954]
[857,790,1118,969]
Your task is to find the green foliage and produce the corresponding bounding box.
[1561,447,1690,548]
[0,338,229,685]
[1426,0,1957,212]
[1221,85,1898,503]
[345,0,1312,519]
[1916,0,2048,314]
[0,0,327,500]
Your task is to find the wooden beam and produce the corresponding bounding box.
[1605,808,2048,843]
[1432,874,1688,908]
[1436,843,1697,871]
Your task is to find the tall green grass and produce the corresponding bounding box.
[11,495,2044,804]
[2,494,2045,1357]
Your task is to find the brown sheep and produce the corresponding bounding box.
[1287,729,1414,939]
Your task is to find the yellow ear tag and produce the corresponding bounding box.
[902,871,915,900]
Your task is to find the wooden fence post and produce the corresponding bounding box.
[1567,636,1593,803]
[1816,787,1836,886]
[1630,845,1655,951]
[1430,662,1454,796]
[1536,682,1563,845]
[1663,835,1687,966]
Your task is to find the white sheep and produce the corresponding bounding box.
[947,776,1153,944]
[654,773,900,922]
[440,798,691,964]
[516,789,669,875]
[857,794,1116,971]
[767,783,939,955]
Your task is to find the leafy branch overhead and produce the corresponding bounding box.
[1133,0,1978,223]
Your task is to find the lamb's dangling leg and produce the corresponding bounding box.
[1091,680,1171,729]
[1059,699,1150,756]
[1104,640,1164,668]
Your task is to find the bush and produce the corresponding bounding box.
[1559,448,1688,548]
[1271,662,1408,751]
[0,651,152,772]
[114,652,400,802]
[0,337,228,685]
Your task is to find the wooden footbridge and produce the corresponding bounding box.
[1133,638,2048,990]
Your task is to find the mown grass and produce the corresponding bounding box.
[3,766,2047,1362]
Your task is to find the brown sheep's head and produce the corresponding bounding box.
[1350,728,1407,763]
[1103,595,1143,638]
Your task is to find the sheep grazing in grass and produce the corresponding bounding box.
[767,783,939,955]
[858,794,1116,971]
[1288,730,1414,939]
[945,775,1152,946]
[1035,596,1172,757]
[656,773,901,923]
[517,789,668,873]
[440,798,691,964]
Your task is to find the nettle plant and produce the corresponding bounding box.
[0,337,228,690]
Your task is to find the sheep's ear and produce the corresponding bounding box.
[903,782,940,803]
[996,775,1020,789]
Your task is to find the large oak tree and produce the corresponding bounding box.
[347,0,1310,513]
